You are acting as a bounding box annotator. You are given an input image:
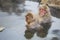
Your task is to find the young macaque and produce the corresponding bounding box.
[25,12,43,30]
[25,12,34,25]
[38,4,52,24]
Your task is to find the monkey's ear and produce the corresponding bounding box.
[46,4,49,6]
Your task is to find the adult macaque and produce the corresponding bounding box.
[38,4,52,24]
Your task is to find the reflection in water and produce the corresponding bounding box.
[52,30,60,34]
[51,30,60,40]
[36,28,48,38]
[24,29,36,39]
[51,37,59,40]
[24,22,51,39]
[37,22,51,38]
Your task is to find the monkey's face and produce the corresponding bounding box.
[39,4,48,17]
[25,13,33,24]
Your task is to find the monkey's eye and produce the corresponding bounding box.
[40,3,43,4]
[46,4,48,6]
[26,16,30,18]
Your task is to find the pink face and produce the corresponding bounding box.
[39,8,47,16]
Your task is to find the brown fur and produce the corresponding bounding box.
[25,13,33,24]
[25,12,36,26]
[25,12,43,29]
[48,0,60,5]
[38,4,51,24]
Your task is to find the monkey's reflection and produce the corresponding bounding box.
[24,22,51,39]
[24,29,36,39]
[37,22,51,38]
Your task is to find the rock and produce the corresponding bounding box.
[51,37,59,40]
[0,26,5,32]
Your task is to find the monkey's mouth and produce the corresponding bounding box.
[39,8,47,16]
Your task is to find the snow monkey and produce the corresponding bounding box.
[38,0,52,24]
[25,11,43,30]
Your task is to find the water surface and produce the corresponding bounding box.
[0,1,60,40]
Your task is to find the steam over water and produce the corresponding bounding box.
[0,1,60,40]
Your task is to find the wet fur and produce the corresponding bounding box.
[25,4,52,29]
[25,12,43,29]
[38,4,52,24]
[25,12,36,29]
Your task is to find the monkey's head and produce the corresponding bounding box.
[25,12,34,24]
[39,4,50,17]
